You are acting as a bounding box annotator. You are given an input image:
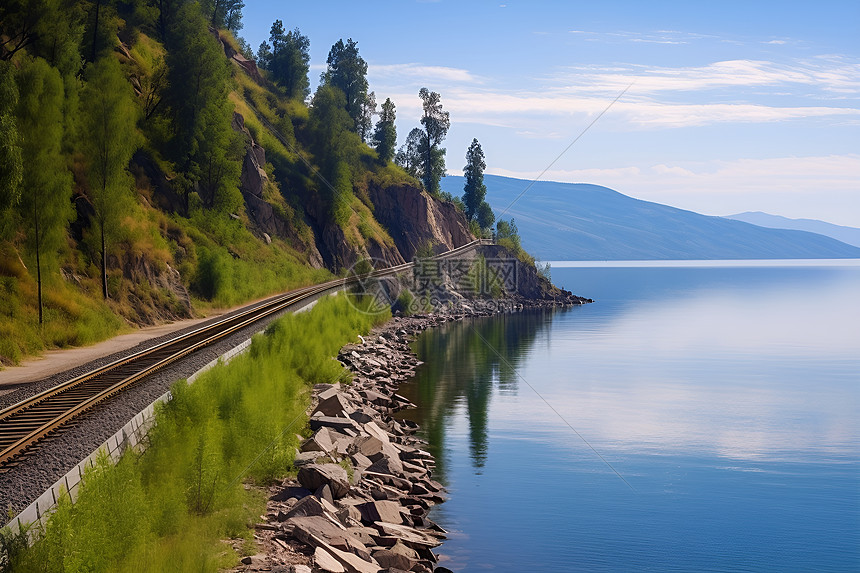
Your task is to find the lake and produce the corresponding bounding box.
[396,261,860,572]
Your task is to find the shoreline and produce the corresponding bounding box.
[243,297,587,572]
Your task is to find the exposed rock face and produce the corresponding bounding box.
[231,112,326,268]
[368,182,474,260]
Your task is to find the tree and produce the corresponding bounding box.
[496,218,520,251]
[165,3,242,214]
[81,57,140,299]
[323,38,368,133]
[395,127,423,179]
[260,21,310,100]
[0,61,23,213]
[205,0,244,31]
[356,90,376,143]
[477,201,495,231]
[418,87,449,194]
[462,138,487,221]
[373,97,397,165]
[16,58,73,324]
[309,84,360,224]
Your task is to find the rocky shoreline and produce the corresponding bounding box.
[238,296,589,573]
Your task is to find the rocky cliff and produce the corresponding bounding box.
[367,182,474,261]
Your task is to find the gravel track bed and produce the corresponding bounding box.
[0,295,314,516]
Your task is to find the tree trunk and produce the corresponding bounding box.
[90,0,101,62]
[34,201,43,325]
[100,222,108,299]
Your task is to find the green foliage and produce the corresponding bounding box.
[323,38,368,134]
[82,55,141,298]
[203,0,244,31]
[418,87,449,195]
[373,97,397,165]
[476,201,495,233]
[394,127,423,179]
[258,21,310,100]
[496,218,521,252]
[0,62,22,216]
[16,56,74,323]
[462,138,487,222]
[165,2,241,214]
[7,296,388,572]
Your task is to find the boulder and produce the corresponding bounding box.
[311,416,362,434]
[288,516,369,559]
[372,548,415,571]
[297,464,350,499]
[356,500,404,525]
[283,495,326,519]
[314,546,345,573]
[372,522,442,548]
[314,393,355,418]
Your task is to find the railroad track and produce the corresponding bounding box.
[0,239,491,469]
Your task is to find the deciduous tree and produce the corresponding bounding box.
[418,87,449,195]
[165,2,241,214]
[0,62,23,214]
[81,56,140,298]
[356,90,376,143]
[395,127,423,179]
[16,57,73,323]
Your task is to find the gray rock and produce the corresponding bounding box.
[356,500,404,525]
[314,545,345,573]
[297,464,350,499]
[310,416,362,434]
[284,495,326,519]
[314,393,355,418]
[373,548,415,571]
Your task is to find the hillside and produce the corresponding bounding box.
[0,2,474,365]
[725,212,860,249]
[441,174,860,260]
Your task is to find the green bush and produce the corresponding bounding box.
[7,295,388,572]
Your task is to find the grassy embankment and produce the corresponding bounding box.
[1,295,388,572]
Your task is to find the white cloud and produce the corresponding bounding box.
[555,59,860,96]
[369,63,478,84]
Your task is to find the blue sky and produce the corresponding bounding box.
[241,1,860,227]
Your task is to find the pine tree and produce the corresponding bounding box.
[324,38,368,133]
[81,56,140,299]
[373,98,397,165]
[462,138,487,222]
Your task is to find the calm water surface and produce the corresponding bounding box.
[397,263,860,572]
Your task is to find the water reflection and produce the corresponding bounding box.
[397,310,561,474]
[395,265,860,572]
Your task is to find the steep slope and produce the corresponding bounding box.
[725,212,860,249]
[441,175,860,260]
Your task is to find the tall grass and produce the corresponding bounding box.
[3,295,388,573]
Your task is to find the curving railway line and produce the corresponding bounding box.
[0,239,491,471]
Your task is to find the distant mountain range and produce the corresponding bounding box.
[724,212,860,249]
[440,174,860,260]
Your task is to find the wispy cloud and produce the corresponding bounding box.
[554,58,860,96]
[369,63,479,84]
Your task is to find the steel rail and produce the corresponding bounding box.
[0,239,489,467]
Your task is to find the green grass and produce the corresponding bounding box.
[2,295,389,573]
